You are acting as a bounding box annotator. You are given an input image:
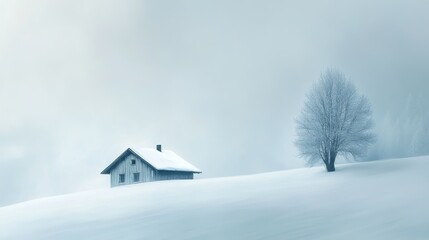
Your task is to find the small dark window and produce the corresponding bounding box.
[131,159,136,165]
[119,174,125,183]
[133,173,140,182]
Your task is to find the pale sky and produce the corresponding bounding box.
[1,0,428,206]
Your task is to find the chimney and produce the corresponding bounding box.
[156,144,162,152]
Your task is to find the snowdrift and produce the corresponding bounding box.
[1,156,429,240]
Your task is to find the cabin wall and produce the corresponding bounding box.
[155,171,194,181]
[110,153,155,187]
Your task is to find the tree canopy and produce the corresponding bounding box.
[295,69,375,172]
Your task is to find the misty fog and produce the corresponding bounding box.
[0,0,428,206]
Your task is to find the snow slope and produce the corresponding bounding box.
[1,156,429,240]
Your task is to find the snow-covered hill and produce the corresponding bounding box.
[1,156,429,240]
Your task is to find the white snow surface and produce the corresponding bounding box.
[131,148,201,173]
[1,156,429,240]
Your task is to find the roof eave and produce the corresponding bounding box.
[100,148,133,175]
[157,169,202,174]
[101,148,202,175]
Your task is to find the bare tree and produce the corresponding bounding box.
[295,69,375,172]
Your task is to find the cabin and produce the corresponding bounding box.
[101,145,202,187]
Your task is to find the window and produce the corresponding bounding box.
[151,170,154,178]
[133,173,140,182]
[119,174,125,183]
[131,159,136,165]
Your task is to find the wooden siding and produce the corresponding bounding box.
[110,153,156,187]
[155,171,194,181]
[109,152,195,187]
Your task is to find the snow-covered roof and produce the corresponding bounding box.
[101,148,201,174]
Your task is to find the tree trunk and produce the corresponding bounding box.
[326,162,335,172]
[325,151,337,172]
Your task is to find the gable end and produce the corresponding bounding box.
[100,148,156,174]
